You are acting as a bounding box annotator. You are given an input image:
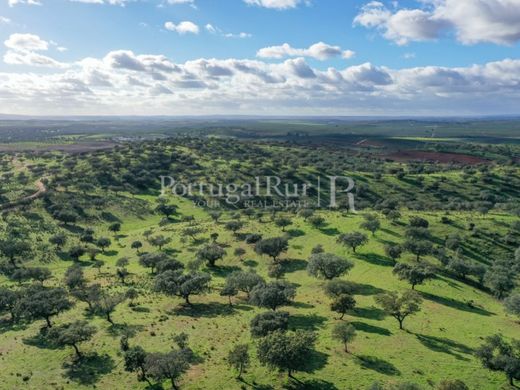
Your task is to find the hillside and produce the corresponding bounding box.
[0,136,519,390]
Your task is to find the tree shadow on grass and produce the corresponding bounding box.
[415,333,473,361]
[100,211,121,223]
[23,330,60,350]
[243,259,258,268]
[61,224,85,234]
[288,314,327,331]
[102,250,118,257]
[420,291,494,316]
[106,323,145,337]
[0,318,27,334]
[356,253,395,267]
[163,248,181,256]
[351,306,387,321]
[286,229,305,238]
[318,227,340,236]
[131,306,151,313]
[188,237,209,247]
[283,379,338,390]
[172,302,238,318]
[379,228,401,238]
[351,321,391,336]
[299,350,329,373]
[347,282,385,296]
[207,265,242,278]
[291,301,315,309]
[282,259,307,274]
[63,352,115,385]
[354,355,400,376]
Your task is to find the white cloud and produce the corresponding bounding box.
[5,33,49,51]
[166,0,194,4]
[257,42,355,60]
[164,21,199,34]
[224,32,252,39]
[205,24,217,34]
[69,0,132,5]
[8,0,41,6]
[205,23,251,39]
[0,16,11,23]
[2,47,520,115]
[3,33,67,68]
[243,0,304,9]
[355,0,520,45]
[3,50,66,67]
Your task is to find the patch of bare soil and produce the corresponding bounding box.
[385,150,489,165]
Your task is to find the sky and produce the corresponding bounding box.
[0,0,519,116]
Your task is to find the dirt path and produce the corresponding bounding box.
[1,177,47,211]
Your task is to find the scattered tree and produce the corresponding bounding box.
[332,322,356,353]
[307,253,354,280]
[257,330,317,378]
[250,311,289,337]
[330,293,356,320]
[47,320,96,359]
[375,290,423,330]
[337,232,368,253]
[255,237,289,262]
[249,281,296,311]
[227,344,250,379]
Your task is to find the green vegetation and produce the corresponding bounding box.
[0,128,519,389]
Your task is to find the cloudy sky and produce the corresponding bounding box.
[0,0,519,116]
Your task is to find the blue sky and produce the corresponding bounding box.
[0,0,519,115]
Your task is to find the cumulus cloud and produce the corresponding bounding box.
[3,50,66,67]
[354,0,520,45]
[164,21,199,34]
[0,16,11,23]
[257,42,355,60]
[243,0,304,9]
[8,0,41,6]
[3,33,68,68]
[5,33,49,51]
[1,46,520,115]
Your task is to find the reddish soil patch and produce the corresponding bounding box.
[385,150,489,165]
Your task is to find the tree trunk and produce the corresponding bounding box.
[106,312,114,325]
[45,316,52,328]
[72,343,82,359]
[228,296,232,306]
[411,284,415,290]
[237,364,243,379]
[170,378,179,390]
[398,318,403,330]
[185,295,192,306]
[339,312,345,320]
[344,342,349,353]
[140,367,151,386]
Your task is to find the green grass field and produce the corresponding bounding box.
[0,135,519,390]
[0,203,518,389]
